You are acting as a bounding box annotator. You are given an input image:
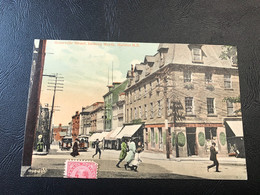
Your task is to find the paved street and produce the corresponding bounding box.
[26,145,247,180]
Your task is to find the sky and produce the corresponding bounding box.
[38,40,159,126]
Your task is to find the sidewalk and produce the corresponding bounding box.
[141,151,246,166]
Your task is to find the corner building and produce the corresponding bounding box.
[125,43,241,157]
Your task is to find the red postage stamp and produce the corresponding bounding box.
[64,160,98,179]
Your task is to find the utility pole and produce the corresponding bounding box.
[22,40,47,167]
[43,73,64,152]
[157,66,171,159]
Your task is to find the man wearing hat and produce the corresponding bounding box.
[207,142,220,172]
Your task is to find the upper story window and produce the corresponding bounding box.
[207,98,215,114]
[139,106,142,119]
[185,97,194,115]
[144,85,147,98]
[150,102,154,119]
[158,100,162,117]
[205,72,212,83]
[184,71,192,83]
[224,74,232,89]
[192,48,202,63]
[144,104,147,119]
[227,100,234,116]
[139,87,141,99]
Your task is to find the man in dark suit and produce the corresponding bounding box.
[207,142,220,172]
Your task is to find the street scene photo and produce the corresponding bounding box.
[21,40,247,180]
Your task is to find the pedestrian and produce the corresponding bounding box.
[207,142,220,172]
[70,141,79,157]
[129,141,144,172]
[92,139,102,159]
[116,138,128,168]
[124,138,136,170]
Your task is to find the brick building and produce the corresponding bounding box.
[72,111,80,141]
[125,43,241,157]
[53,124,68,141]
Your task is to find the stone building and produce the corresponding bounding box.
[124,43,241,157]
[79,105,92,135]
[90,102,104,133]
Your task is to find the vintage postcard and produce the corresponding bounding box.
[21,40,247,180]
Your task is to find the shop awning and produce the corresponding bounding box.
[96,132,109,141]
[226,121,244,137]
[105,127,123,140]
[116,124,142,139]
[89,133,102,142]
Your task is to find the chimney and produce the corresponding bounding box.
[131,64,134,77]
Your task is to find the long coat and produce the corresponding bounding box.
[119,141,127,160]
[210,146,218,161]
[125,141,136,163]
[70,142,79,157]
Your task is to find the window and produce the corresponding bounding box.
[144,85,147,97]
[159,128,163,150]
[207,98,215,114]
[227,100,234,116]
[185,97,193,115]
[224,74,231,88]
[192,48,202,62]
[167,98,171,116]
[134,107,137,119]
[205,72,212,83]
[205,127,217,140]
[184,71,192,83]
[156,78,160,87]
[127,109,129,123]
[139,87,141,99]
[144,104,147,119]
[151,128,155,148]
[139,106,142,119]
[158,100,162,117]
[150,103,154,118]
[130,92,132,103]
[134,90,136,101]
[130,108,132,121]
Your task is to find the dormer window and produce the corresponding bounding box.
[192,48,203,63]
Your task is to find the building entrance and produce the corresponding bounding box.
[186,127,197,156]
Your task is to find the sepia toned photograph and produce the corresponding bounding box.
[21,40,247,180]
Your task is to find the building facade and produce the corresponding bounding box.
[103,81,128,131]
[90,102,104,133]
[72,111,80,141]
[125,44,241,157]
[79,105,92,135]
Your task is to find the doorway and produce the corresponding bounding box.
[186,127,197,156]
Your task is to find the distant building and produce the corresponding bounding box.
[53,124,68,141]
[72,111,80,141]
[125,43,241,157]
[90,102,104,133]
[79,105,92,135]
[34,105,50,149]
[103,81,128,131]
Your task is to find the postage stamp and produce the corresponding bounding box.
[64,160,98,179]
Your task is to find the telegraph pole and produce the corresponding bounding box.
[157,67,171,159]
[43,73,64,152]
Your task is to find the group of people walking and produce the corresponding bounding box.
[116,138,144,172]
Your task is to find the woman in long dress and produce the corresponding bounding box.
[116,138,128,168]
[129,141,144,172]
[124,139,136,170]
[70,141,79,157]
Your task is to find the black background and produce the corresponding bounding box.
[1,0,260,194]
